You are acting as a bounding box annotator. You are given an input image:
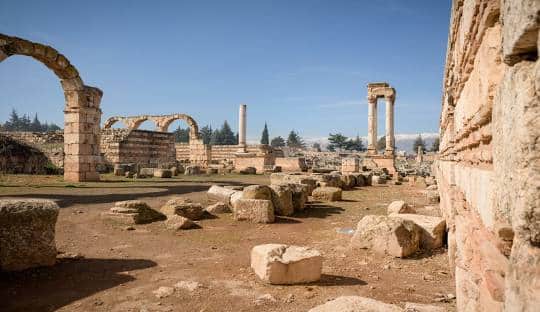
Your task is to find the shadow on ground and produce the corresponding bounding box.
[294,203,345,219]
[317,274,367,286]
[0,258,156,312]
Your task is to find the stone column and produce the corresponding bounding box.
[238,104,247,152]
[367,98,378,155]
[385,96,395,156]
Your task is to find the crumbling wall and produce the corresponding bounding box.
[209,145,260,163]
[436,0,539,310]
[1,131,64,168]
[0,134,53,174]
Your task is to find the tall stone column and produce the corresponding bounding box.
[385,96,395,156]
[238,104,247,152]
[367,98,378,155]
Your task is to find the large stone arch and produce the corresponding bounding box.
[0,33,103,182]
[154,114,200,140]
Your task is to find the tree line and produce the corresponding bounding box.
[1,109,62,132]
[173,120,238,145]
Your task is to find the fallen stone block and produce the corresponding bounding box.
[184,165,201,175]
[361,172,373,186]
[160,197,204,220]
[312,174,341,188]
[288,183,309,211]
[371,175,386,184]
[308,296,401,312]
[387,200,416,214]
[233,199,274,223]
[205,202,230,214]
[208,185,237,205]
[154,169,172,178]
[389,213,446,250]
[0,199,59,271]
[102,200,166,225]
[269,173,316,195]
[139,168,155,177]
[312,187,342,202]
[251,244,322,284]
[242,185,272,200]
[113,167,125,176]
[240,167,257,174]
[165,215,197,230]
[350,215,421,258]
[426,191,440,204]
[269,184,294,216]
[404,302,446,312]
[340,174,357,190]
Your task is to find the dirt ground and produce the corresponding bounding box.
[0,173,456,312]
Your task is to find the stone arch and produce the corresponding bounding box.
[103,116,122,129]
[0,33,103,182]
[154,114,200,140]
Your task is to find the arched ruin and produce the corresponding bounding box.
[0,33,103,182]
[366,82,396,156]
[103,114,200,140]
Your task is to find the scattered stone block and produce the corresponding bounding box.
[404,302,446,312]
[387,200,416,214]
[207,168,218,174]
[239,166,257,174]
[170,166,179,176]
[184,165,201,175]
[165,215,197,230]
[426,190,440,204]
[288,183,309,211]
[139,167,155,177]
[102,200,166,225]
[154,169,172,178]
[205,202,230,214]
[113,167,125,176]
[350,215,421,258]
[372,175,386,184]
[389,213,446,250]
[242,185,272,200]
[232,199,274,223]
[207,185,237,207]
[340,174,357,190]
[426,185,438,191]
[0,199,59,271]
[160,197,204,220]
[250,244,322,284]
[269,184,294,216]
[312,187,342,202]
[308,296,401,312]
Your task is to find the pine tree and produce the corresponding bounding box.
[412,135,426,153]
[210,128,222,145]
[260,123,269,145]
[312,142,322,152]
[286,130,305,149]
[31,114,41,132]
[346,135,365,151]
[220,121,236,145]
[328,133,349,151]
[173,126,190,143]
[199,125,213,145]
[270,136,286,147]
[377,136,386,151]
[430,137,440,152]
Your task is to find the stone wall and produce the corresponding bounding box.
[100,129,176,167]
[209,145,260,163]
[0,131,64,168]
[436,1,539,310]
[0,134,54,174]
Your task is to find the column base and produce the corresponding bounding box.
[367,148,378,156]
[384,149,395,156]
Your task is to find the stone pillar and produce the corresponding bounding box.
[384,96,395,156]
[416,146,423,163]
[238,104,247,152]
[367,98,377,155]
[63,87,102,182]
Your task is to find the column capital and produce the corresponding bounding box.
[367,95,378,103]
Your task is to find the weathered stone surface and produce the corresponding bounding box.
[205,202,230,214]
[426,190,440,204]
[0,199,59,271]
[240,166,257,174]
[242,185,272,200]
[102,200,165,225]
[139,167,155,177]
[387,200,415,214]
[390,213,446,250]
[184,165,201,175]
[269,184,294,216]
[165,215,197,230]
[403,302,446,312]
[350,215,421,258]
[160,197,203,220]
[251,244,322,284]
[207,185,237,207]
[312,173,341,188]
[269,173,316,195]
[232,199,274,223]
[372,175,386,184]
[154,169,172,178]
[501,0,540,64]
[308,296,401,312]
[288,183,309,211]
[340,174,357,190]
[312,187,342,202]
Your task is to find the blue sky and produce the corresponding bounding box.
[0,0,450,141]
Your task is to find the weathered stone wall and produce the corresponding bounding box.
[0,131,64,168]
[100,129,176,167]
[0,134,53,174]
[209,145,261,163]
[274,157,308,172]
[436,1,539,310]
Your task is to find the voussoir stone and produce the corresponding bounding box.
[312,187,342,202]
[242,185,272,200]
[350,215,421,258]
[0,199,59,271]
[160,197,204,220]
[233,199,274,223]
[389,213,446,250]
[251,244,322,284]
[308,296,401,312]
[269,184,294,216]
[387,200,416,214]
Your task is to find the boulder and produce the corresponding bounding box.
[205,202,230,214]
[250,244,322,284]
[165,215,197,230]
[288,183,309,211]
[269,184,294,216]
[154,169,172,178]
[308,296,401,312]
[240,167,257,174]
[353,174,366,187]
[389,213,446,250]
[139,167,155,177]
[242,185,272,200]
[102,200,166,225]
[387,200,416,214]
[207,185,238,207]
[350,215,421,258]
[372,175,386,184]
[312,187,342,202]
[426,191,440,204]
[232,199,274,223]
[361,172,373,186]
[184,165,201,175]
[340,174,357,190]
[0,199,59,271]
[160,197,204,220]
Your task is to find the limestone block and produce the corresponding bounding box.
[312,173,341,188]
[426,191,440,204]
[154,169,172,178]
[312,187,342,202]
[207,185,237,207]
[205,202,230,214]
[403,302,446,312]
[240,166,257,174]
[269,173,316,195]
[160,197,203,220]
[250,244,322,284]
[501,0,540,64]
[350,215,421,258]
[387,200,416,214]
[184,165,201,175]
[390,213,446,250]
[288,183,309,211]
[165,215,197,231]
[308,296,401,312]
[269,184,294,216]
[353,173,366,187]
[371,175,386,185]
[242,185,272,200]
[232,199,274,223]
[102,200,165,225]
[340,174,357,190]
[139,168,155,177]
[0,199,59,271]
[113,167,125,176]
